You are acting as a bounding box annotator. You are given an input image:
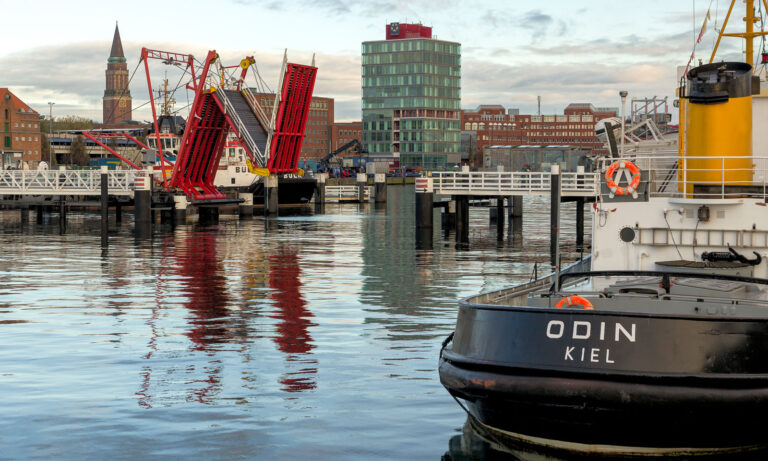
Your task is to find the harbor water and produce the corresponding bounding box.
[0,187,589,460]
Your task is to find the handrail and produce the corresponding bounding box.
[216,90,266,167]
[0,170,137,196]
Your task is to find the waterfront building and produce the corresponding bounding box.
[461,103,617,166]
[103,23,133,125]
[330,122,362,151]
[251,92,334,161]
[483,144,592,173]
[0,88,42,168]
[362,23,461,169]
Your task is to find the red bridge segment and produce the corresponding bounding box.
[267,64,317,174]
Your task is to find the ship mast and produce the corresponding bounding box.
[709,0,768,67]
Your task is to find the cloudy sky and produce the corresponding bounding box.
[0,0,755,123]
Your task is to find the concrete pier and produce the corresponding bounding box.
[357,173,367,203]
[374,173,387,203]
[173,195,188,224]
[415,177,434,229]
[510,195,523,218]
[266,175,278,216]
[455,196,469,243]
[239,192,253,218]
[134,170,152,226]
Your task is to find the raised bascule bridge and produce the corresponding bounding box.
[0,47,317,236]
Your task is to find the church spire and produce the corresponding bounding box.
[109,22,126,63]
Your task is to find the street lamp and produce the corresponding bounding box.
[47,102,54,167]
[619,91,628,157]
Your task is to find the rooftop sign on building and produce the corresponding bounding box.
[386,22,432,40]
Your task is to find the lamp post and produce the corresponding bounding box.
[47,102,54,166]
[619,91,628,157]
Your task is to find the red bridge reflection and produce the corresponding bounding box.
[269,248,317,392]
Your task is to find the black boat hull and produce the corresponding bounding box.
[250,176,317,206]
[439,304,768,454]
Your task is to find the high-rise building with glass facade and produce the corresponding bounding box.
[362,23,461,169]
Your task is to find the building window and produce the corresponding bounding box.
[3,136,9,147]
[4,109,7,120]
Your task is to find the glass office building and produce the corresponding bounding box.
[362,23,461,169]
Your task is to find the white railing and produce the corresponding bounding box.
[324,185,374,202]
[0,169,137,196]
[598,155,768,200]
[431,171,598,196]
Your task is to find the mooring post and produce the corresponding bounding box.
[20,207,28,227]
[576,197,585,251]
[357,172,367,203]
[374,173,387,203]
[173,195,188,224]
[58,198,66,234]
[239,192,253,218]
[456,196,469,243]
[550,164,561,266]
[510,195,523,219]
[315,172,327,203]
[415,176,434,229]
[35,205,43,224]
[100,165,109,247]
[266,175,279,216]
[134,167,152,227]
[496,197,505,238]
[115,202,122,223]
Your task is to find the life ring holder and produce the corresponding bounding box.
[555,295,594,310]
[605,160,641,198]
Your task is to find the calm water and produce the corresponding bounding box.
[0,187,589,460]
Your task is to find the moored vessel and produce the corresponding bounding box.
[439,1,768,456]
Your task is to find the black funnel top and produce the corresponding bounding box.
[686,62,752,104]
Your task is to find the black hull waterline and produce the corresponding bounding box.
[250,177,317,206]
[439,304,768,453]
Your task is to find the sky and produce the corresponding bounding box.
[0,0,757,123]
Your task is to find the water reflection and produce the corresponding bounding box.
[268,247,317,392]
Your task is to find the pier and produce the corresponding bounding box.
[416,166,597,259]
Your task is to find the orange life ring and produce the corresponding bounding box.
[555,295,594,310]
[605,160,641,196]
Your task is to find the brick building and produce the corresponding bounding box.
[103,24,133,125]
[1,88,42,168]
[461,103,618,166]
[330,121,362,151]
[250,92,334,160]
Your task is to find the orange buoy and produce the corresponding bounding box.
[555,295,594,310]
[605,160,641,196]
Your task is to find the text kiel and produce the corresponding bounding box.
[546,320,636,364]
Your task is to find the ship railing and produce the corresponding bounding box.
[431,171,598,196]
[0,169,137,196]
[598,155,768,200]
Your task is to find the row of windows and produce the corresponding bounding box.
[363,75,459,89]
[399,119,460,131]
[362,40,461,55]
[397,131,460,142]
[363,97,461,110]
[398,142,460,153]
[4,121,40,129]
[399,153,449,169]
[530,115,594,122]
[362,63,460,77]
[11,136,40,142]
[363,85,460,99]
[362,51,460,67]
[337,130,361,136]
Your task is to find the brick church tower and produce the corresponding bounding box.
[102,23,132,124]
